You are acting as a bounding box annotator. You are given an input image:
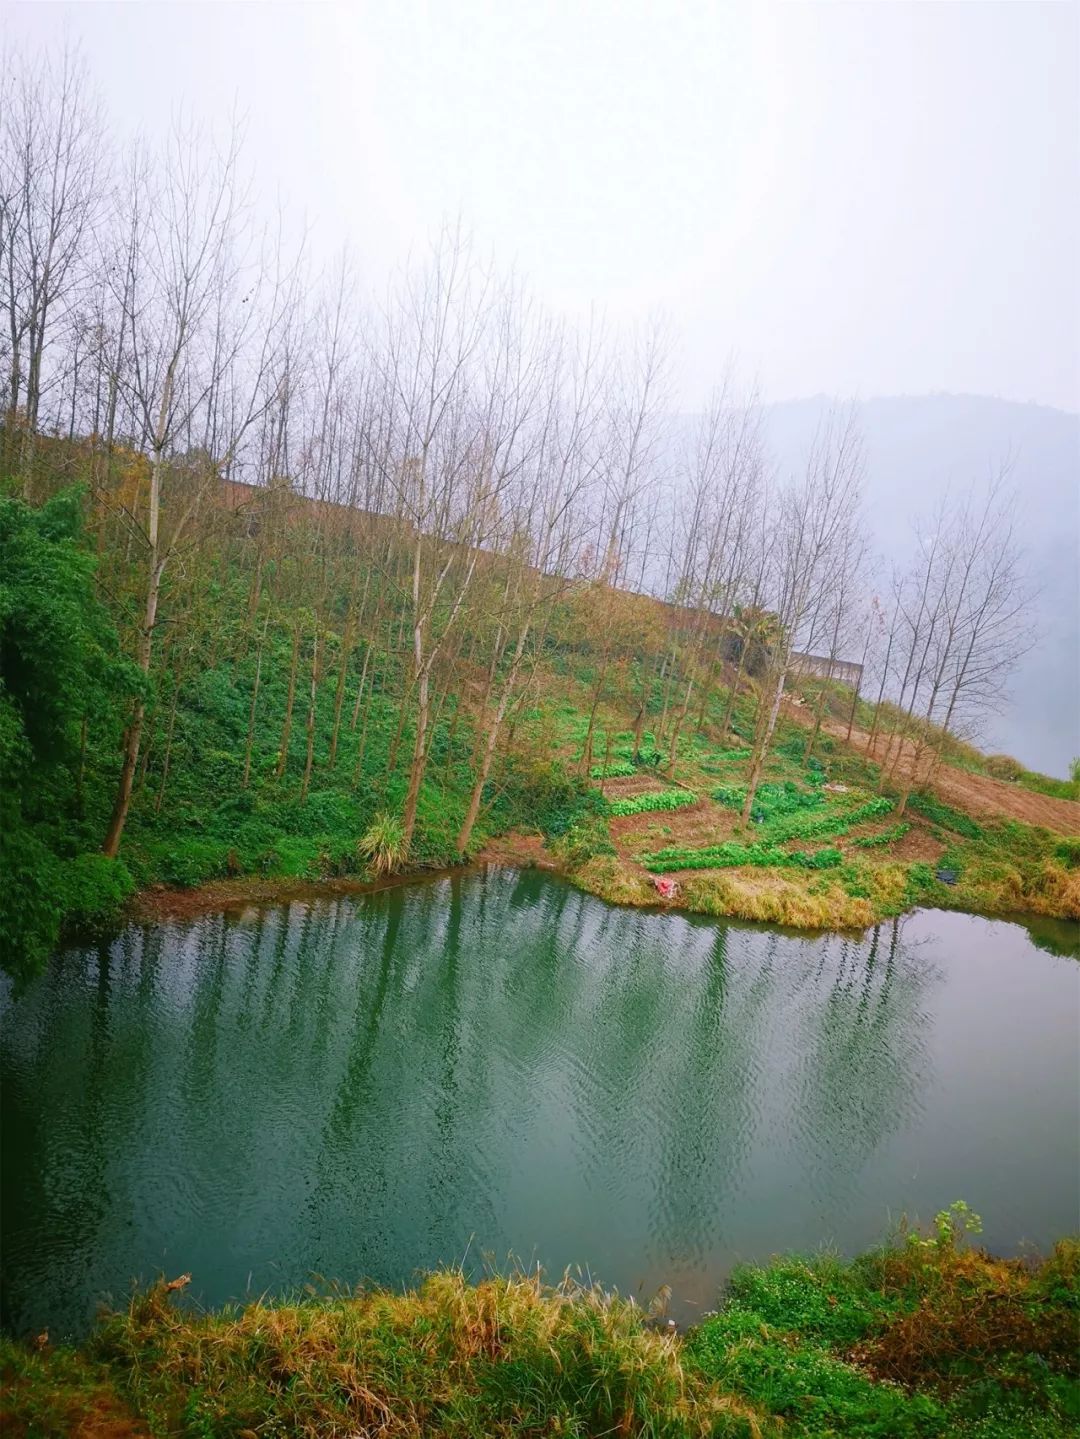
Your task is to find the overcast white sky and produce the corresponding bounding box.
[6,0,1079,412]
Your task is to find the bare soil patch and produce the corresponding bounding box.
[793,705,1080,836]
[612,797,736,850]
[887,825,947,864]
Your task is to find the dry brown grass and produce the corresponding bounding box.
[681,870,876,930]
[852,1241,1080,1395]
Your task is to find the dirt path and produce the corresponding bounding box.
[820,714,1080,835]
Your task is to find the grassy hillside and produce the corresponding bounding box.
[3,1208,1077,1438]
[2,435,1078,983]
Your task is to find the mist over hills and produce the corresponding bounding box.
[762,394,1079,777]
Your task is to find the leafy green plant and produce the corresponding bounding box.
[907,1200,983,1253]
[763,796,895,844]
[642,840,843,873]
[607,788,697,818]
[552,814,616,867]
[588,759,635,779]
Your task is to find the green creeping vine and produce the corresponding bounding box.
[607,789,697,818]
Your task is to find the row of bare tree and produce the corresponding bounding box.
[1,41,1033,862]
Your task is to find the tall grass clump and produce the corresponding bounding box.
[83,1271,762,1438]
[358,810,409,877]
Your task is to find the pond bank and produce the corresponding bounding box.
[126,826,1079,939]
[3,1222,1077,1439]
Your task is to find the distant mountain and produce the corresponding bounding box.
[763,394,1079,777]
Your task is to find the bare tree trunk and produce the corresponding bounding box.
[741,666,786,825]
[102,443,166,857]
[300,632,321,801]
[580,661,609,776]
[327,623,352,769]
[276,620,301,780]
[401,663,429,849]
[153,672,183,815]
[666,672,695,777]
[456,628,530,854]
[242,614,269,787]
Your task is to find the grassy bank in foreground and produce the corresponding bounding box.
[3,1209,1077,1438]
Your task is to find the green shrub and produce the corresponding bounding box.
[1052,837,1080,868]
[905,861,937,899]
[152,838,228,888]
[58,853,135,935]
[985,754,1024,782]
[495,756,595,837]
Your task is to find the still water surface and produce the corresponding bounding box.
[2,868,1078,1338]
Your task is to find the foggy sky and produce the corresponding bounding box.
[5,0,1078,414]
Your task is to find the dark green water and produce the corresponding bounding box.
[2,869,1078,1339]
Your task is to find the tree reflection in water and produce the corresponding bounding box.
[1,871,1074,1340]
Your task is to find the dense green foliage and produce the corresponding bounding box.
[0,490,138,982]
[4,1215,1076,1438]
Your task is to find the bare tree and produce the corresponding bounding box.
[102,118,294,855]
[1,40,103,439]
[741,407,864,823]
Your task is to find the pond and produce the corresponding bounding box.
[2,868,1078,1339]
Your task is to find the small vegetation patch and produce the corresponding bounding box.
[712,781,825,821]
[906,792,983,838]
[589,759,636,779]
[643,841,843,873]
[687,1206,1080,1439]
[607,789,698,818]
[851,822,913,849]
